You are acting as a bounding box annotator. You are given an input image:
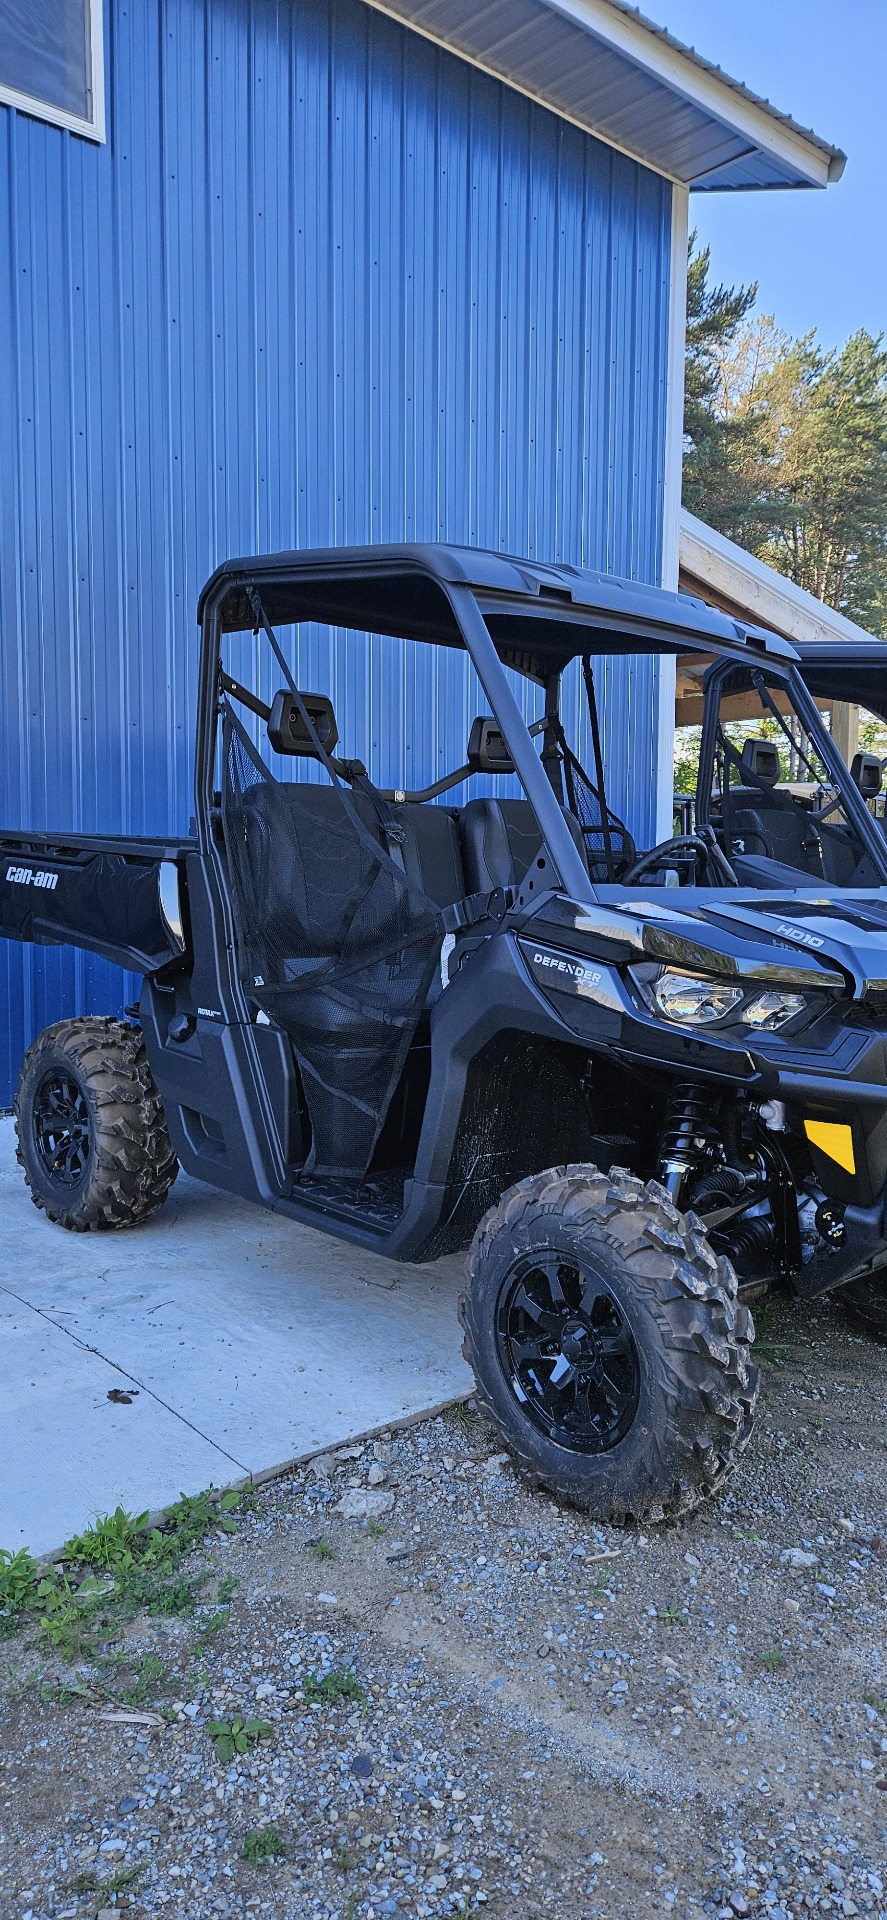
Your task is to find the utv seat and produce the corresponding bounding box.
[459,797,588,894]
[726,738,822,878]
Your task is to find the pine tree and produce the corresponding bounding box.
[682,235,759,533]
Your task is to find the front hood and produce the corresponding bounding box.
[564,889,887,1000]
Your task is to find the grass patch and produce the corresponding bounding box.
[121,1653,166,1705]
[68,1864,144,1895]
[302,1667,366,1708]
[241,1823,287,1864]
[307,1537,336,1562]
[759,1648,785,1672]
[450,1400,478,1435]
[336,1846,358,1875]
[366,1519,387,1540]
[0,1486,248,1669]
[193,1607,230,1652]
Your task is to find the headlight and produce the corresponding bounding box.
[652,972,744,1025]
[741,989,806,1030]
[649,969,807,1031]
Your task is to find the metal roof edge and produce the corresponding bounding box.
[593,0,845,184]
[679,510,875,649]
[358,0,845,191]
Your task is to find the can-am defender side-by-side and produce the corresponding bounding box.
[4,545,887,1524]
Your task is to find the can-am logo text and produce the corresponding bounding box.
[5,865,58,891]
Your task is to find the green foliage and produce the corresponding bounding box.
[683,238,887,637]
[121,1653,166,1705]
[36,1572,106,1657]
[682,232,760,535]
[0,1484,246,1658]
[206,1715,273,1763]
[63,1506,150,1572]
[194,1607,230,1650]
[759,1648,784,1672]
[366,1519,387,1540]
[68,1865,143,1895]
[0,1547,39,1616]
[241,1823,287,1864]
[656,1603,687,1628]
[863,1691,887,1718]
[301,1667,366,1707]
[307,1537,336,1561]
[336,1846,358,1876]
[217,1575,239,1603]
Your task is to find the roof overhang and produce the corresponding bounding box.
[360,0,845,190]
[679,511,874,649]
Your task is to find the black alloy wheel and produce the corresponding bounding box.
[33,1071,92,1186]
[460,1163,759,1523]
[15,1017,178,1231]
[496,1252,640,1453]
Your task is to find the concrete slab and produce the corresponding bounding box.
[0,1117,472,1557]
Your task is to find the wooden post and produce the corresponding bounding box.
[831,702,859,766]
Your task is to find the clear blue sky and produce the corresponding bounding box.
[654,0,885,351]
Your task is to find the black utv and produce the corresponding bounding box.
[3,545,886,1524]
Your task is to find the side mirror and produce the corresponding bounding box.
[850,751,882,800]
[467,715,515,775]
[267,690,339,758]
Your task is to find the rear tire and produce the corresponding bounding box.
[840,1273,887,1343]
[14,1016,178,1231]
[459,1163,758,1525]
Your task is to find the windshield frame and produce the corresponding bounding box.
[695,656,887,888]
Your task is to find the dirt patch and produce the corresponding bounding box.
[0,1291,885,1919]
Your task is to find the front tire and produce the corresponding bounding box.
[14,1016,178,1231]
[460,1163,758,1525]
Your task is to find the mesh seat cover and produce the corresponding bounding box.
[222,713,445,1180]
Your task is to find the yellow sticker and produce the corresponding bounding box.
[803,1119,856,1175]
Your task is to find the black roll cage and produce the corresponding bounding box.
[194,547,887,904]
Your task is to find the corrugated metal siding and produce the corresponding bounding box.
[0,0,671,1105]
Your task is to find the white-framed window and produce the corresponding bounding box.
[0,0,104,141]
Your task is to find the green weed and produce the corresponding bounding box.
[759,1648,784,1672]
[193,1607,230,1651]
[450,1400,478,1434]
[206,1715,273,1763]
[217,1574,238,1602]
[863,1691,887,1718]
[36,1572,106,1657]
[366,1519,387,1539]
[39,1678,97,1705]
[336,1846,358,1875]
[307,1537,336,1561]
[241,1823,287,1864]
[0,1547,39,1615]
[121,1653,166,1705]
[63,1506,150,1572]
[302,1667,366,1707]
[656,1603,687,1628]
[68,1864,144,1895]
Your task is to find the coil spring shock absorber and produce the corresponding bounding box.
[657,1082,717,1202]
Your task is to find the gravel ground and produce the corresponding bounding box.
[1,1289,886,1920]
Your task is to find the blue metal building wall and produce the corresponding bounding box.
[0,0,671,1105]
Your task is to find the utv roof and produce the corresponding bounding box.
[200,542,799,680]
[794,638,887,725]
